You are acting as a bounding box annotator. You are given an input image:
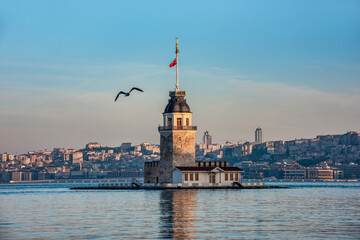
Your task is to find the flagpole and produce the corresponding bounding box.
[175,37,179,91]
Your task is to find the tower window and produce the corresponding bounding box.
[177,118,182,126]
[186,118,189,126]
[167,117,172,126]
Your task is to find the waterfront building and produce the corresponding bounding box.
[171,161,242,185]
[255,127,263,144]
[283,164,307,180]
[307,163,334,180]
[338,164,360,179]
[11,171,38,182]
[307,167,333,180]
[171,166,241,185]
[11,172,23,182]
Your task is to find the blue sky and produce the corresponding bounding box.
[0,0,359,153]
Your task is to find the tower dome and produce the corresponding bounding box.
[164,91,191,113]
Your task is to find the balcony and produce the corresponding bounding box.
[158,126,197,131]
[169,91,186,97]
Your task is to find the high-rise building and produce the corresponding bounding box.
[255,127,263,144]
[203,131,212,146]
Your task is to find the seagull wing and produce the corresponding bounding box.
[115,91,126,101]
[130,87,144,93]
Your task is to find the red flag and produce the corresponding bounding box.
[169,58,177,68]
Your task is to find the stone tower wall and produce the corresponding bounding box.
[144,161,160,183]
[172,131,197,167]
[159,131,173,183]
[159,130,197,183]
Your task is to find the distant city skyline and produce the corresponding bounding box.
[0,0,359,153]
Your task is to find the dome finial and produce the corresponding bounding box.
[175,37,179,92]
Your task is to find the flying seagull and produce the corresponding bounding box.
[115,87,144,101]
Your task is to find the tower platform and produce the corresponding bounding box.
[70,182,286,190]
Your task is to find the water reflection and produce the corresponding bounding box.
[160,190,197,239]
[1,183,360,239]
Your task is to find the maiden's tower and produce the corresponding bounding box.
[144,38,243,186]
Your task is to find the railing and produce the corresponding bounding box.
[158,126,197,131]
[169,91,186,97]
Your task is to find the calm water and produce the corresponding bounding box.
[0,182,359,239]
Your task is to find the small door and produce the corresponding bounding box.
[209,174,215,183]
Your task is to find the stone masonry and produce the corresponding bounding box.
[158,130,197,183]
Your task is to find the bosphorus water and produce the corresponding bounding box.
[0,182,359,239]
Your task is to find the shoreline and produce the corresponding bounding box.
[70,185,287,190]
[1,178,358,184]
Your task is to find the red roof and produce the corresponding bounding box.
[221,167,244,171]
[174,166,243,172]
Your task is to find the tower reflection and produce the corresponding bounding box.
[160,190,197,239]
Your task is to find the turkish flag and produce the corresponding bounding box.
[169,58,177,68]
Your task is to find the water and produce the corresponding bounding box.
[0,182,359,239]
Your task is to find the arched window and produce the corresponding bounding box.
[177,118,182,126]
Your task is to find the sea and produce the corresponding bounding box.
[0,181,359,239]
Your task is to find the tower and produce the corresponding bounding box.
[144,38,197,183]
[144,39,243,186]
[158,90,197,182]
[255,127,263,144]
[157,38,197,183]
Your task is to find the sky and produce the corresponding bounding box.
[0,0,359,153]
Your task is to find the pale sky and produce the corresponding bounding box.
[0,0,359,153]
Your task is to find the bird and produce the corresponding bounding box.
[115,87,143,101]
